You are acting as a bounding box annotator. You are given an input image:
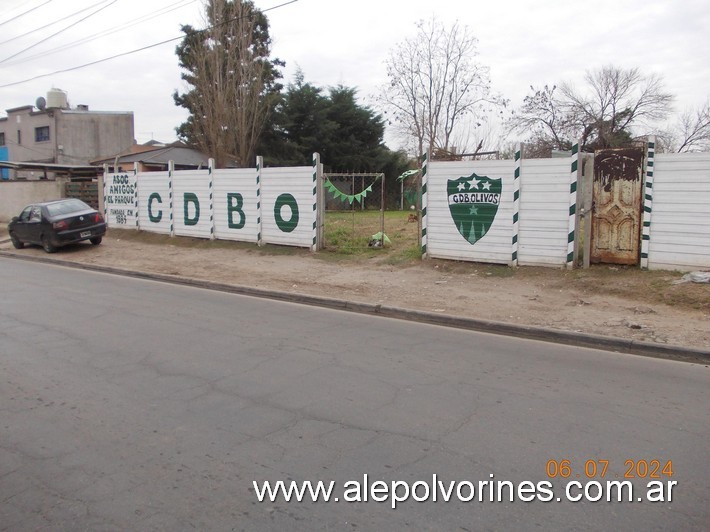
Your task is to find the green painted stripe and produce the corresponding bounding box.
[647,161,654,167]
[644,206,652,213]
[569,204,576,216]
[421,244,427,254]
[648,142,655,149]
[641,252,649,259]
[512,251,518,261]
[567,252,574,262]
[647,171,653,177]
[515,150,521,161]
[512,235,518,244]
[571,144,579,156]
[513,213,519,223]
[514,190,520,201]
[645,181,653,188]
[422,183,427,194]
[568,232,574,244]
[571,160,578,173]
[422,207,427,217]
[570,181,577,193]
[642,234,650,241]
[422,228,427,236]
[643,221,651,227]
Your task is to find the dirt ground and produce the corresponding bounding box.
[1,226,708,352]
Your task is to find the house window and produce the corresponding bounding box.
[0,132,5,146]
[35,126,50,142]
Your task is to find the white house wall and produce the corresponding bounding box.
[647,152,710,271]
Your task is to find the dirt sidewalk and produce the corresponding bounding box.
[1,228,708,353]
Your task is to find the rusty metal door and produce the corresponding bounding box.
[591,148,644,265]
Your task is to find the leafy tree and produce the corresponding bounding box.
[259,71,330,167]
[173,0,283,167]
[259,72,409,207]
[509,66,674,156]
[262,74,404,169]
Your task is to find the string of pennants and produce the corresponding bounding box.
[324,176,380,205]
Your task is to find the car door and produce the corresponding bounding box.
[12,206,33,241]
[25,205,43,243]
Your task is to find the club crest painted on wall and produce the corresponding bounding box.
[447,173,502,245]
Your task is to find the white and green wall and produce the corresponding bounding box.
[422,151,578,267]
[103,155,324,250]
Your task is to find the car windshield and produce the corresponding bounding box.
[46,199,92,217]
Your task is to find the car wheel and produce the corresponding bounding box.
[10,233,24,249]
[41,235,56,253]
[90,236,102,245]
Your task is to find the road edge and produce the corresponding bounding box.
[2,250,708,364]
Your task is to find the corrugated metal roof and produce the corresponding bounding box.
[93,145,210,168]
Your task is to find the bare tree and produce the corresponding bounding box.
[673,100,710,152]
[378,17,501,157]
[507,84,575,156]
[561,66,674,149]
[509,66,674,155]
[174,0,282,167]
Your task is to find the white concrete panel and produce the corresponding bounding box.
[426,160,516,264]
[517,158,570,266]
[103,172,137,229]
[172,170,213,239]
[647,153,710,270]
[136,171,172,235]
[261,166,315,248]
[213,168,259,243]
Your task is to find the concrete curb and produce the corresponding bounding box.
[2,250,709,364]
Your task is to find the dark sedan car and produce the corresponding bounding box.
[8,198,106,253]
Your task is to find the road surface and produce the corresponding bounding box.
[1,257,708,530]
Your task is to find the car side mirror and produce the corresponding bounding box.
[10,216,18,223]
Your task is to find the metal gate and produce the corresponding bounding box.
[65,180,99,209]
[591,148,644,265]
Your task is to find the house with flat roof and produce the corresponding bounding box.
[0,88,134,179]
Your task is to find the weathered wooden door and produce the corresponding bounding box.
[591,148,644,265]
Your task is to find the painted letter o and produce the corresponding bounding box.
[274,193,299,233]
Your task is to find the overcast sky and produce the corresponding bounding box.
[1,0,708,150]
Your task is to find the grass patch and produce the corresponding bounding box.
[324,210,420,260]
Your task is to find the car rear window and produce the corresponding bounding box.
[46,199,92,216]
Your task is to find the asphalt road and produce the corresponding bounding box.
[1,257,708,531]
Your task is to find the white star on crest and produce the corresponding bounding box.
[482,181,492,191]
[468,177,481,190]
[457,182,466,191]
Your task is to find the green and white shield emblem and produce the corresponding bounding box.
[447,173,502,245]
